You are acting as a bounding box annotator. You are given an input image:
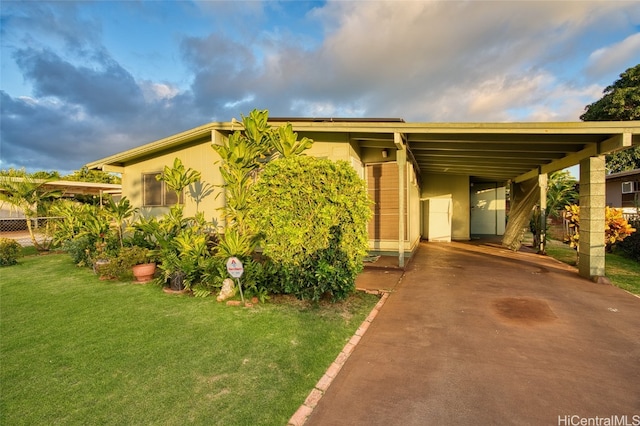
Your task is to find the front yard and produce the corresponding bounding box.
[544,238,640,295]
[0,253,379,425]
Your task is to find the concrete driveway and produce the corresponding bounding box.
[306,241,640,425]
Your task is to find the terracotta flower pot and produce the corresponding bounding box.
[132,262,156,283]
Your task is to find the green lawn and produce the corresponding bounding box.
[1,253,379,425]
[544,239,640,295]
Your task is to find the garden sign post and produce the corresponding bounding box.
[226,257,245,304]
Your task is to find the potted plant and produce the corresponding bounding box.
[121,246,156,283]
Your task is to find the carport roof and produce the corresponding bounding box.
[86,120,640,183]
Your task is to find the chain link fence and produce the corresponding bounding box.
[0,217,58,246]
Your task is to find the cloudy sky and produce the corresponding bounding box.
[1,1,639,174]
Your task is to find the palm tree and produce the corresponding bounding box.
[0,175,62,250]
[546,170,578,219]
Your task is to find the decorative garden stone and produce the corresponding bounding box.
[217,278,236,302]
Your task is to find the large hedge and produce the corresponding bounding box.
[248,156,372,301]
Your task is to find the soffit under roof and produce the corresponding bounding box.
[86,120,640,183]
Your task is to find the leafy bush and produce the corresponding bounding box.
[62,235,95,266]
[248,156,372,301]
[616,218,640,261]
[563,205,636,251]
[0,238,21,266]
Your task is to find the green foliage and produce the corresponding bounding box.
[61,235,94,266]
[615,218,640,261]
[98,246,153,281]
[216,227,258,259]
[50,200,91,245]
[580,64,640,173]
[63,166,121,184]
[272,123,313,158]
[140,205,219,291]
[0,173,62,250]
[563,204,636,252]
[248,156,372,301]
[546,171,578,219]
[213,109,314,232]
[605,146,640,174]
[104,196,137,248]
[0,238,21,266]
[212,110,274,231]
[155,158,201,203]
[580,64,640,121]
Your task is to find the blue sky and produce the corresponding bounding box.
[1,0,639,174]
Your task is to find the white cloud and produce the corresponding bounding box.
[140,81,179,103]
[266,0,636,122]
[587,32,640,78]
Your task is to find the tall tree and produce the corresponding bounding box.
[580,64,640,173]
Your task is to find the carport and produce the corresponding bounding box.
[335,120,640,281]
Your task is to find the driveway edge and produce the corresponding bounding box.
[287,290,391,426]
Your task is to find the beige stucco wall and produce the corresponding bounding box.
[118,130,424,253]
[121,142,223,221]
[421,173,470,240]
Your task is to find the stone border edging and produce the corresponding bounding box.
[287,291,391,426]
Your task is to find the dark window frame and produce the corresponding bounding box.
[142,172,184,207]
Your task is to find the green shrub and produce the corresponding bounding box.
[0,238,21,266]
[248,156,371,301]
[616,218,640,261]
[62,235,95,266]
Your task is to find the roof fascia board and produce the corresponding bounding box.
[86,122,234,169]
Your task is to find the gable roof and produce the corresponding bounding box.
[87,120,640,183]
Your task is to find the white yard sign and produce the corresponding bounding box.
[226,257,244,278]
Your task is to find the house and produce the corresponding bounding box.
[86,118,640,281]
[606,168,640,216]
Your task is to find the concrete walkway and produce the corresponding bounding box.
[306,241,640,425]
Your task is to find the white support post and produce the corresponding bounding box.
[396,133,406,268]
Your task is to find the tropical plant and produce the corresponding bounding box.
[605,206,637,250]
[272,123,313,158]
[212,110,274,231]
[155,158,201,204]
[215,227,258,260]
[104,196,137,248]
[563,204,636,252]
[546,171,578,219]
[0,174,62,250]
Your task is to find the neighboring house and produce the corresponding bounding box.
[87,118,640,279]
[606,168,640,214]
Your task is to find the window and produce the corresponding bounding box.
[142,173,183,206]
